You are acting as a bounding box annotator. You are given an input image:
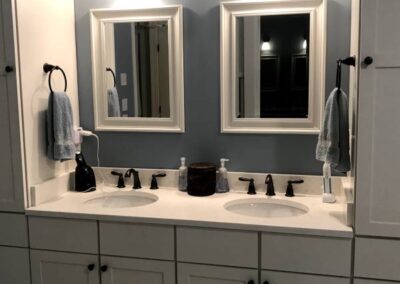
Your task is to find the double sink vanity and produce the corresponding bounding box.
[26,168,353,284]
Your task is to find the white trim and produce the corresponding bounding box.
[220,0,326,134]
[90,5,185,132]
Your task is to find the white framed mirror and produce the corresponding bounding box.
[90,5,184,132]
[220,0,326,134]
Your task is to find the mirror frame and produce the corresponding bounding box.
[220,0,326,134]
[90,6,184,132]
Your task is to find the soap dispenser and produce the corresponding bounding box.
[216,158,230,193]
[75,152,96,192]
[178,157,188,191]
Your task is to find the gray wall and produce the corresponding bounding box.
[75,0,351,174]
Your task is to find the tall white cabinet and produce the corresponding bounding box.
[354,0,400,282]
[0,0,25,213]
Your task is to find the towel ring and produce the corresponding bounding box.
[106,67,116,87]
[43,63,67,93]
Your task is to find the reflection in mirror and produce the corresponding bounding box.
[236,14,310,119]
[104,21,170,118]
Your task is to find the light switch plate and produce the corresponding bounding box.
[122,98,128,111]
[120,73,127,86]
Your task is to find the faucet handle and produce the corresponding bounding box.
[150,172,167,190]
[239,177,256,195]
[285,179,304,197]
[265,174,275,196]
[111,171,125,188]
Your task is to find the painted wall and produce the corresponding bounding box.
[15,0,79,194]
[75,0,351,175]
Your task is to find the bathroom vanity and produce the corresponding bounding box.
[25,170,352,284]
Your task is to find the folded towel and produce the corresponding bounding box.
[316,88,350,172]
[107,87,121,117]
[46,91,75,161]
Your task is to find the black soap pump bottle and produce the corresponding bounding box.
[75,152,96,192]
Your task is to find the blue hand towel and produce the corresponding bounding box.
[46,91,75,161]
[107,87,121,117]
[316,88,350,172]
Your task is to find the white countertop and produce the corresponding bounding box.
[26,184,353,238]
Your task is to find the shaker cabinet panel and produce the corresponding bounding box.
[29,216,98,254]
[177,226,258,268]
[178,263,257,284]
[354,237,400,281]
[262,270,350,284]
[261,233,352,276]
[100,221,174,260]
[0,246,30,284]
[101,256,175,284]
[30,250,99,284]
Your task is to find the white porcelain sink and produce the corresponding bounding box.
[84,192,158,209]
[224,198,308,218]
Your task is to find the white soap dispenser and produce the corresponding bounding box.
[178,157,188,191]
[216,158,230,193]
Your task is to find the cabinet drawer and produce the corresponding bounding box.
[262,270,350,284]
[261,233,352,276]
[100,221,174,260]
[0,213,28,247]
[354,280,400,284]
[29,216,98,254]
[178,263,258,284]
[177,226,258,268]
[354,237,400,281]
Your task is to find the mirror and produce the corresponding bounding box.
[104,21,170,118]
[221,0,326,133]
[91,6,184,132]
[236,14,310,119]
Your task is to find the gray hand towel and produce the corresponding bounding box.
[46,91,75,161]
[107,87,121,117]
[316,88,350,172]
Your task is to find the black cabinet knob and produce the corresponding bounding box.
[363,56,373,66]
[247,281,255,284]
[87,264,95,271]
[100,265,108,272]
[5,65,13,73]
[263,281,270,284]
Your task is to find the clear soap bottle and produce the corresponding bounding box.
[216,158,230,193]
[178,157,187,191]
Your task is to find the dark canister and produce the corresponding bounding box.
[187,163,217,196]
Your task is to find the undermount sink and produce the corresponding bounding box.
[224,198,308,218]
[84,192,158,209]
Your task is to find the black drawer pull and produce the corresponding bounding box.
[247,281,255,284]
[100,265,108,272]
[87,264,95,271]
[363,56,373,66]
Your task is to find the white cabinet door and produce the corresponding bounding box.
[0,246,30,284]
[101,256,175,284]
[178,263,257,284]
[30,250,99,284]
[0,0,25,212]
[355,0,400,237]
